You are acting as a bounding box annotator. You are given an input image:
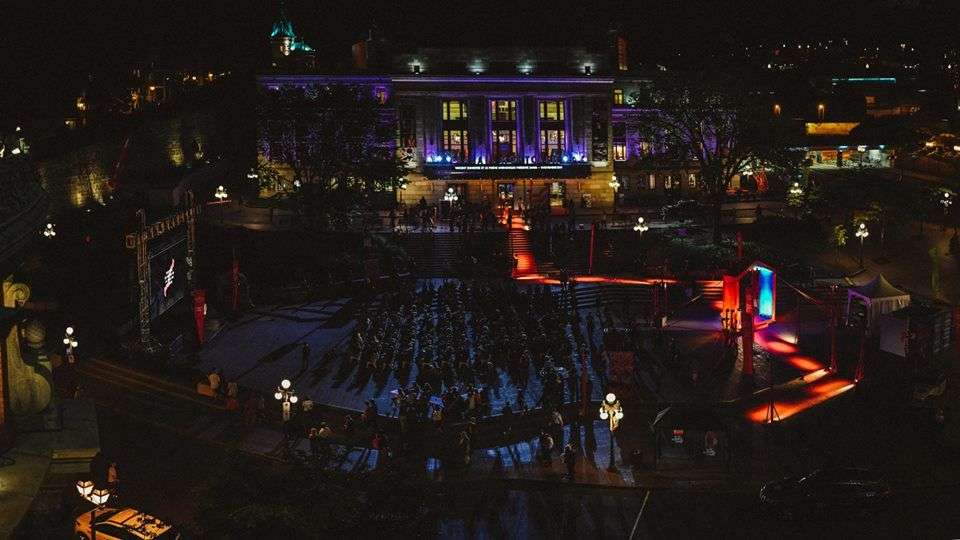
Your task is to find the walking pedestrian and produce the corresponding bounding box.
[106,462,120,498]
[562,443,577,480]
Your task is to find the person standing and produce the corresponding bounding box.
[301,342,311,373]
[562,444,577,480]
[106,462,120,498]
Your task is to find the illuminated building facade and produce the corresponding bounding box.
[260,14,707,209]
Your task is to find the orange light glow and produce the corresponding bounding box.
[746,373,855,423]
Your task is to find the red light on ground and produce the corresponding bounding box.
[786,355,823,371]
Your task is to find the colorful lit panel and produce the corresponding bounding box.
[756,266,774,319]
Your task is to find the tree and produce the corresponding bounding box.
[831,224,848,264]
[631,69,788,243]
[257,84,407,229]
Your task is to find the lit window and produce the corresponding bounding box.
[649,174,656,189]
[490,100,517,122]
[491,129,517,161]
[664,175,673,189]
[539,100,565,121]
[540,129,565,159]
[613,144,626,161]
[688,173,697,188]
[613,89,624,105]
[442,129,469,160]
[375,87,388,105]
[442,100,468,121]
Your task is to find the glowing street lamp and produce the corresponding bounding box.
[76,480,111,540]
[214,185,228,223]
[941,191,952,213]
[598,392,624,471]
[609,174,621,212]
[275,378,298,422]
[789,182,803,197]
[855,222,869,267]
[63,326,78,363]
[42,222,57,238]
[817,103,826,120]
[633,216,649,234]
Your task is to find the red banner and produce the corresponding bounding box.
[193,289,206,344]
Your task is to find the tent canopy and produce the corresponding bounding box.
[847,274,910,331]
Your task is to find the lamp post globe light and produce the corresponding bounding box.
[42,222,56,238]
[598,392,624,471]
[276,378,298,422]
[609,174,621,213]
[855,222,869,267]
[76,479,111,540]
[941,191,952,213]
[214,185,229,223]
[633,216,649,234]
[63,326,78,362]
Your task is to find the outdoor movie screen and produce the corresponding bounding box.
[149,235,187,319]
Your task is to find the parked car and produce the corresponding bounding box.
[760,468,891,518]
[75,507,180,540]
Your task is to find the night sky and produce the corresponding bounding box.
[1,0,957,119]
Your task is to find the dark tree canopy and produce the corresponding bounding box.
[258,84,407,229]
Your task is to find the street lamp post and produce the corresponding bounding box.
[609,175,621,214]
[274,378,298,422]
[598,392,624,471]
[817,103,826,121]
[855,222,869,267]
[63,326,78,364]
[941,191,952,230]
[789,182,803,219]
[633,216,650,273]
[443,187,459,226]
[77,480,111,540]
[214,185,229,224]
[42,222,57,238]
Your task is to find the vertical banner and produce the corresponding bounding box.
[193,289,206,345]
[231,257,240,313]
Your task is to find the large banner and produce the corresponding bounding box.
[149,233,187,319]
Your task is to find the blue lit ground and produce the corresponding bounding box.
[196,280,607,415]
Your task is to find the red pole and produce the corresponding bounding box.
[742,283,755,377]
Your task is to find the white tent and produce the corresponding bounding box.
[846,274,910,332]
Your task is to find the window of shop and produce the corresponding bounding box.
[613,88,624,105]
[613,144,626,161]
[442,129,469,161]
[550,181,566,206]
[664,174,673,189]
[688,173,697,188]
[490,100,517,121]
[540,129,565,160]
[399,104,417,148]
[442,100,468,120]
[649,174,656,190]
[539,100,565,121]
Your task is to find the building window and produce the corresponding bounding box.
[491,129,517,162]
[613,144,626,161]
[540,129,565,160]
[490,100,517,122]
[649,174,656,190]
[375,87,388,105]
[442,129,469,161]
[638,141,650,156]
[399,104,417,148]
[688,173,697,188]
[613,89,624,105]
[664,175,673,189]
[442,100,468,121]
[617,36,629,71]
[539,100,565,121]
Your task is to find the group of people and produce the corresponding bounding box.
[392,198,501,234]
[347,279,605,418]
